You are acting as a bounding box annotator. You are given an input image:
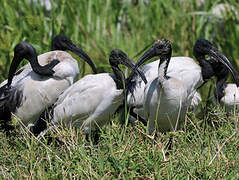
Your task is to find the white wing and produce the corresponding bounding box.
[52,73,124,132]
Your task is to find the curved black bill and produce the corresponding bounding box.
[52,35,97,74]
[134,47,156,70]
[129,46,157,81]
[7,56,20,87]
[121,56,147,84]
[68,44,97,74]
[210,49,239,87]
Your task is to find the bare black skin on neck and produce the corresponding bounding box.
[212,61,229,101]
[193,39,215,85]
[159,52,172,80]
[193,39,226,89]
[196,56,215,83]
[111,66,126,90]
[193,39,239,100]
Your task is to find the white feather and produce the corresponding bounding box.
[50,73,124,134]
[1,50,79,125]
[143,60,189,134]
[213,83,239,112]
[127,57,202,113]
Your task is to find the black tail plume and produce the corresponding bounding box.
[31,104,55,136]
[0,84,13,132]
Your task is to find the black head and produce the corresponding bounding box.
[193,39,239,87]
[109,49,129,67]
[152,39,172,58]
[14,41,37,61]
[51,34,74,51]
[193,39,214,58]
[134,39,172,69]
[7,42,38,87]
[51,34,97,74]
[109,49,147,84]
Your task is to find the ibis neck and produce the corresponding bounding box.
[30,56,60,76]
[196,56,214,82]
[29,56,47,74]
[214,76,227,102]
[7,57,21,86]
[7,56,42,86]
[7,55,58,87]
[112,66,125,90]
[214,64,229,101]
[158,56,170,83]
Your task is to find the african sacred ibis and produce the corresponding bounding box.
[122,55,203,126]
[131,39,239,134]
[125,39,239,125]
[32,49,147,138]
[0,35,97,131]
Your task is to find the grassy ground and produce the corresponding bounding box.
[1,107,239,179]
[0,0,239,178]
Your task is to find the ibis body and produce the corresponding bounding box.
[0,35,97,129]
[126,39,239,124]
[33,49,146,136]
[0,51,79,125]
[131,39,239,133]
[127,57,202,110]
[132,40,190,133]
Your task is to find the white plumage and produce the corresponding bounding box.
[126,39,239,125]
[9,51,79,125]
[0,35,97,130]
[33,49,146,137]
[219,84,239,111]
[51,73,124,133]
[131,39,239,133]
[213,75,239,112]
[144,72,189,133]
[127,57,202,110]
[132,40,190,133]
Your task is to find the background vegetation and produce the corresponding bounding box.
[0,0,239,178]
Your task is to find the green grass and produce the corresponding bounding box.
[0,0,239,178]
[1,107,239,179]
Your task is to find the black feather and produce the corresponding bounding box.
[0,83,24,131]
[31,104,55,136]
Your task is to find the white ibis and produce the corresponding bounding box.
[32,49,147,139]
[131,39,239,134]
[0,35,97,131]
